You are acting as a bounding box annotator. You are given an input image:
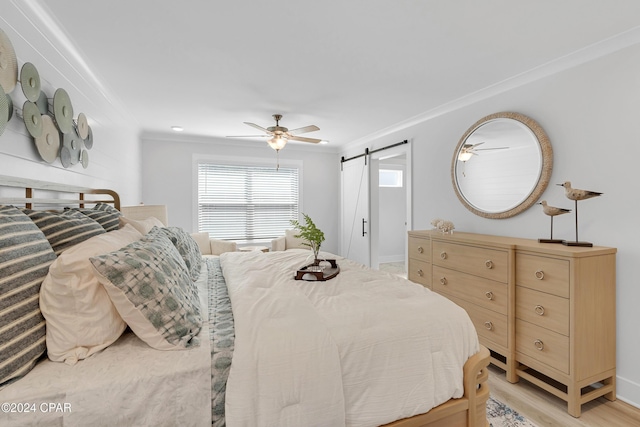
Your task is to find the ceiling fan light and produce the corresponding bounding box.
[267,136,287,151]
[458,151,473,162]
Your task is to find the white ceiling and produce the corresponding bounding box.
[23,0,640,149]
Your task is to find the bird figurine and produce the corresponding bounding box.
[538,200,571,243]
[558,181,603,201]
[557,181,602,247]
[539,200,572,216]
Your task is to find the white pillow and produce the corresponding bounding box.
[119,215,164,235]
[39,224,143,365]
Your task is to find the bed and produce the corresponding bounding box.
[0,175,489,427]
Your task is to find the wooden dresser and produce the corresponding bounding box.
[408,230,617,417]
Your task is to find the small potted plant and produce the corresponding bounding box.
[290,213,325,266]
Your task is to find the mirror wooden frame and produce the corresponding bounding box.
[451,112,553,219]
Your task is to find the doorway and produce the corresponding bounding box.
[374,154,407,275]
[340,142,412,269]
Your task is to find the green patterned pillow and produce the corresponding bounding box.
[22,209,105,255]
[0,205,57,386]
[153,226,203,281]
[90,231,202,350]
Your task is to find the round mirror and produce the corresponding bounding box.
[451,112,552,219]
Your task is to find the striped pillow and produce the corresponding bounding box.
[93,202,121,215]
[22,209,106,256]
[67,207,121,232]
[0,205,57,386]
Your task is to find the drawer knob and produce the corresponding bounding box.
[535,270,545,280]
[417,269,424,277]
[485,260,493,269]
[440,251,447,260]
[534,339,544,351]
[484,321,493,331]
[440,277,447,285]
[485,291,494,300]
[534,305,545,316]
[417,246,424,254]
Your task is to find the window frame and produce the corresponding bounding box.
[192,154,303,244]
[378,168,404,188]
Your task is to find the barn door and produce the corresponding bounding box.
[341,155,370,266]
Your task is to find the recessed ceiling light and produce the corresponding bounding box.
[171,126,184,132]
[320,140,329,145]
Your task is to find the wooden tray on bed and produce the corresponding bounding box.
[294,259,340,281]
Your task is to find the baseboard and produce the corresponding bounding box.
[379,255,405,264]
[616,375,640,410]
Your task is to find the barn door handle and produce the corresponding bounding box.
[362,218,367,236]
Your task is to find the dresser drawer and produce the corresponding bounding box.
[516,253,569,298]
[433,265,507,315]
[449,295,508,348]
[408,236,431,262]
[516,319,569,374]
[408,259,431,288]
[516,286,569,336]
[432,241,508,283]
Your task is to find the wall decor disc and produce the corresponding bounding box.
[6,92,13,121]
[53,88,74,134]
[0,83,8,136]
[83,125,93,149]
[20,62,41,102]
[60,145,72,168]
[0,28,18,93]
[81,149,89,169]
[35,90,48,114]
[76,112,89,139]
[22,100,43,138]
[34,115,60,163]
[62,126,81,165]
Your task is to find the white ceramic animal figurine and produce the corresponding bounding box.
[539,200,571,217]
[556,181,602,247]
[558,181,602,201]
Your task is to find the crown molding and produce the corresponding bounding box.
[344,25,640,153]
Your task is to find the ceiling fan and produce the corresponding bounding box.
[458,142,508,162]
[229,114,321,151]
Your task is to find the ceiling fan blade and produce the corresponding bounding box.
[226,134,270,138]
[289,135,322,144]
[288,125,319,135]
[474,147,509,151]
[244,122,271,133]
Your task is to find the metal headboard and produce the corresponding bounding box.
[0,174,121,210]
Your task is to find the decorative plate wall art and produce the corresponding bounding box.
[0,26,95,169]
[0,28,18,93]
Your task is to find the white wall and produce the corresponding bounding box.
[341,43,640,407]
[140,134,341,254]
[0,5,141,202]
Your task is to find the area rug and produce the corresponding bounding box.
[487,396,539,427]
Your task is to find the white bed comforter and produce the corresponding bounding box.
[221,249,479,427]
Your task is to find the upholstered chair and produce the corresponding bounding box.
[191,232,237,255]
[271,229,308,251]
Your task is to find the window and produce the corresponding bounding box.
[197,162,299,243]
[379,169,403,187]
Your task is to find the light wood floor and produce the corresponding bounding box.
[488,365,640,426]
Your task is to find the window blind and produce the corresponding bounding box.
[197,163,299,243]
